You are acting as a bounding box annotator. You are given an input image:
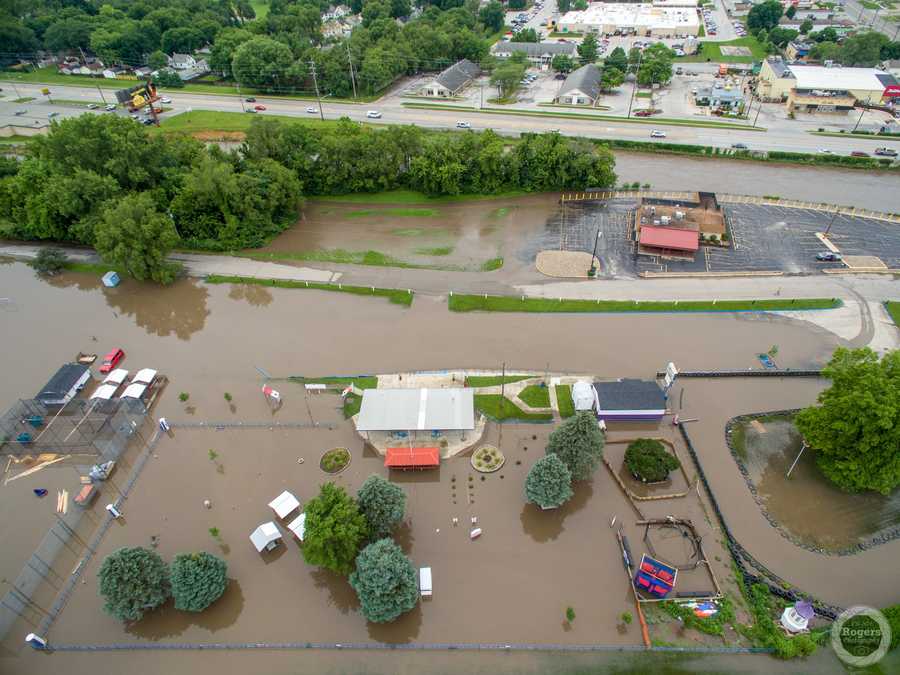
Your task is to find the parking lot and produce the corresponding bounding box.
[545,200,900,277]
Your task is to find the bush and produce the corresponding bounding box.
[524,454,574,509]
[883,604,900,650]
[98,547,170,622]
[624,438,680,482]
[302,483,369,575]
[170,552,228,612]
[31,247,67,275]
[349,539,419,623]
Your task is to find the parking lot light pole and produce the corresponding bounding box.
[589,229,602,275]
[852,96,871,134]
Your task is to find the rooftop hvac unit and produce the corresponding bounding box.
[660,215,671,225]
[653,219,661,225]
[650,206,656,214]
[674,210,685,220]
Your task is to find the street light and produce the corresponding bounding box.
[589,228,602,276]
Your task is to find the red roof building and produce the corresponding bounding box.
[639,225,699,252]
[385,447,440,470]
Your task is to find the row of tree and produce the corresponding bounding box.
[0,115,616,282]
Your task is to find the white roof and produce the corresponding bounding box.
[131,368,157,385]
[249,522,281,552]
[787,65,891,91]
[559,4,699,30]
[90,383,119,401]
[102,369,129,385]
[268,490,300,519]
[572,381,599,412]
[120,382,147,399]
[356,388,475,431]
[419,566,432,592]
[287,512,307,541]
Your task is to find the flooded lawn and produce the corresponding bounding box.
[732,415,900,553]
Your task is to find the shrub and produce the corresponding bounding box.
[170,552,228,612]
[98,547,170,622]
[524,454,574,509]
[546,410,605,481]
[302,483,369,574]
[566,606,576,622]
[349,539,418,623]
[624,438,679,482]
[883,604,900,651]
[31,247,68,276]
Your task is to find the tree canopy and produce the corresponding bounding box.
[357,475,407,539]
[747,0,783,33]
[637,44,675,86]
[795,348,900,495]
[546,410,605,481]
[524,454,574,509]
[349,538,419,623]
[302,482,370,574]
[577,34,599,64]
[98,547,170,622]
[624,438,679,482]
[170,552,228,612]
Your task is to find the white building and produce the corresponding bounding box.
[556,3,700,37]
[556,64,603,106]
[417,59,481,98]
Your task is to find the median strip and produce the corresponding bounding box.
[204,274,414,306]
[448,294,841,313]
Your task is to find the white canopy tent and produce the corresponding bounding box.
[102,369,129,386]
[120,383,147,400]
[250,522,282,552]
[268,491,300,519]
[287,512,307,541]
[90,383,119,401]
[572,381,599,413]
[132,368,158,385]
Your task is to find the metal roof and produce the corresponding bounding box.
[786,65,897,91]
[492,41,577,57]
[593,379,666,411]
[357,388,475,431]
[36,364,90,404]
[640,225,699,251]
[385,447,441,468]
[435,59,481,93]
[559,64,602,100]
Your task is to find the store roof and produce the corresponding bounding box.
[639,225,699,251]
[787,65,897,91]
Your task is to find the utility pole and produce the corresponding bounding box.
[346,43,358,100]
[753,95,762,127]
[308,61,325,122]
[96,84,107,105]
[852,96,871,133]
[237,81,245,111]
[626,49,643,119]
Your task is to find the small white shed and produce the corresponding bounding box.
[250,522,281,552]
[419,567,432,597]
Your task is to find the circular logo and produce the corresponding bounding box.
[830,605,891,667]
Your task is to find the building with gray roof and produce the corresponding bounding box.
[418,59,481,98]
[556,64,603,106]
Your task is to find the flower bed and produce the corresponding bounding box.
[320,447,351,474]
[470,445,505,473]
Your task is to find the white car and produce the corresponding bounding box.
[817,148,833,154]
[160,96,172,104]
[306,106,318,114]
[456,121,471,129]
[650,130,666,138]
[366,110,382,118]
[105,104,116,111]
[87,103,99,109]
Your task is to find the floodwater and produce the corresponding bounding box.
[740,417,900,553]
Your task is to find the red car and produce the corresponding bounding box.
[634,110,653,117]
[850,150,869,157]
[99,348,125,373]
[254,104,266,111]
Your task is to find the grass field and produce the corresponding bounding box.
[678,36,766,64]
[518,384,551,408]
[239,248,464,272]
[555,385,575,418]
[887,301,900,326]
[250,0,270,19]
[474,394,553,421]
[204,274,414,306]
[157,110,343,134]
[449,295,842,313]
[288,375,378,389]
[465,374,531,387]
[0,135,35,144]
[345,208,439,218]
[312,189,529,204]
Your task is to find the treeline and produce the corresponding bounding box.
[0,115,616,281]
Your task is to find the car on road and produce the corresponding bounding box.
[634,110,654,117]
[456,121,471,128]
[650,130,666,138]
[850,150,870,157]
[875,147,898,156]
[245,97,256,102]
[160,96,172,104]
[306,106,318,114]
[366,110,382,118]
[254,104,266,111]
[141,118,154,125]
[731,142,748,150]
[815,252,842,262]
[48,111,59,118]
[87,103,98,110]
[817,148,833,154]
[14,109,27,116]
[105,104,116,111]
[245,108,257,113]
[99,348,125,374]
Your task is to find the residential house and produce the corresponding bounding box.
[168,53,198,70]
[133,66,153,78]
[555,64,602,106]
[418,59,481,97]
[490,41,577,68]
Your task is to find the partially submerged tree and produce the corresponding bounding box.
[624,439,679,482]
[795,347,900,495]
[98,547,170,622]
[31,247,67,276]
[349,538,418,623]
[302,483,369,574]
[546,410,605,481]
[170,552,228,612]
[357,475,406,539]
[524,454,574,509]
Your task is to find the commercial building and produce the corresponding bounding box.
[556,3,700,37]
[491,41,577,68]
[694,83,745,112]
[757,57,900,112]
[634,193,727,258]
[357,388,474,434]
[418,59,481,98]
[36,364,91,407]
[556,64,603,106]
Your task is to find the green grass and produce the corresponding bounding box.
[414,246,454,256]
[549,31,583,37]
[678,36,767,64]
[156,110,344,134]
[47,98,103,107]
[518,384,551,408]
[886,301,900,326]
[342,392,362,418]
[809,130,900,142]
[289,375,378,389]
[311,189,529,204]
[250,0,270,19]
[0,135,35,144]
[240,248,459,271]
[13,96,35,103]
[448,294,842,313]
[556,385,575,418]
[465,374,531,387]
[481,257,504,271]
[402,102,765,131]
[204,274,414,306]
[860,0,880,7]
[635,91,653,99]
[344,207,439,218]
[474,394,553,422]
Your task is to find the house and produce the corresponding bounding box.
[785,41,811,62]
[133,66,153,78]
[418,59,481,97]
[36,364,91,406]
[593,379,667,421]
[490,41,577,68]
[102,69,119,79]
[168,53,197,70]
[555,64,602,106]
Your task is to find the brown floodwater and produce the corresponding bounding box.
[741,418,900,552]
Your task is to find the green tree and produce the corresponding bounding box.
[840,31,888,66]
[357,475,407,538]
[209,27,253,76]
[577,34,599,64]
[95,192,180,284]
[604,46,628,73]
[490,60,526,99]
[508,0,526,8]
[882,604,900,650]
[546,410,605,481]
[557,0,572,11]
[795,348,900,495]
[785,4,796,18]
[798,19,813,35]
[524,454,574,509]
[747,0,783,33]
[44,17,93,52]
[31,247,68,276]
[98,547,170,622]
[170,552,228,612]
[637,43,674,86]
[349,538,418,623]
[153,69,186,88]
[600,66,624,91]
[551,54,576,74]
[810,40,842,62]
[573,0,588,9]
[512,28,539,43]
[624,439,680,482]
[232,36,294,90]
[768,27,799,48]
[479,1,505,33]
[302,483,369,574]
[627,46,642,73]
[161,26,204,54]
[148,50,169,71]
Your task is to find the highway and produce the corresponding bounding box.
[2,80,899,158]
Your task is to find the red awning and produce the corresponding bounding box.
[385,447,440,469]
[639,226,699,252]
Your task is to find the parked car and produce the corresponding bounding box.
[850,150,870,157]
[366,110,382,118]
[87,103,99,110]
[245,97,256,102]
[105,104,116,111]
[634,109,654,117]
[817,148,833,154]
[874,147,898,156]
[731,142,748,150]
[14,109,27,116]
[650,130,666,138]
[456,120,471,129]
[815,252,842,262]
[160,96,172,104]
[48,111,59,118]
[99,348,125,374]
[306,106,318,114]
[254,104,266,111]
[245,108,257,113]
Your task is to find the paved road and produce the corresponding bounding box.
[3,80,897,157]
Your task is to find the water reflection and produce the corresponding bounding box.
[366,601,422,643]
[124,578,245,639]
[227,282,273,307]
[311,568,359,615]
[519,481,594,543]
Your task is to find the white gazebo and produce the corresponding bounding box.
[268,491,300,519]
[102,369,129,386]
[250,522,282,553]
[90,384,119,401]
[572,380,599,413]
[132,368,158,385]
[120,383,147,400]
[287,512,307,541]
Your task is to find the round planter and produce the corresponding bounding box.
[470,445,505,473]
[320,447,352,475]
